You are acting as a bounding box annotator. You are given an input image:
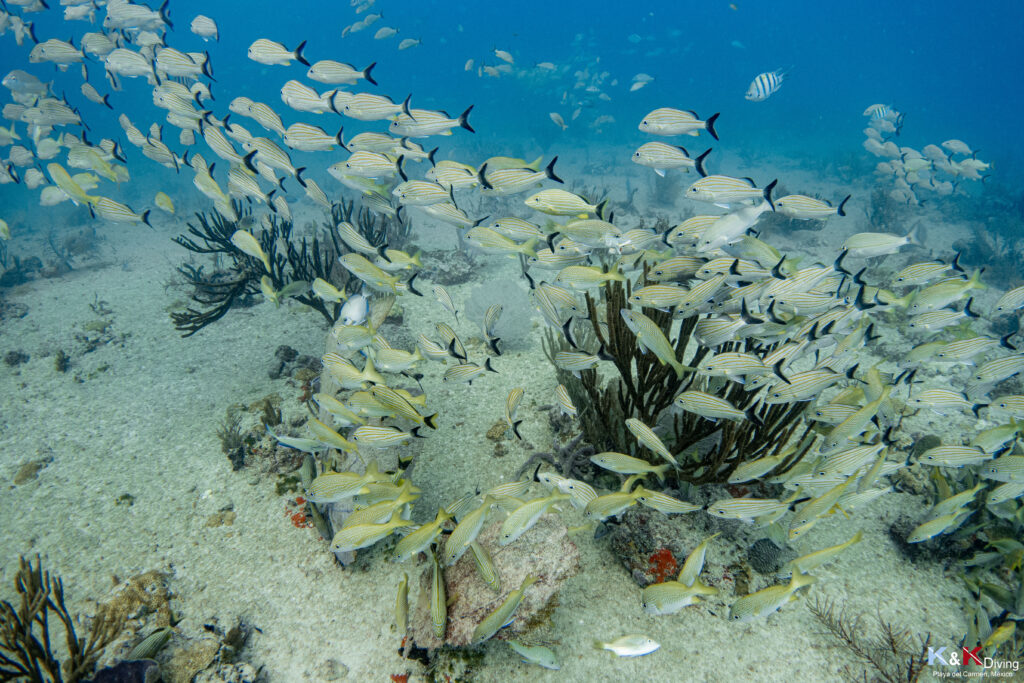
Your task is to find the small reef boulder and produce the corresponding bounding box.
[410,514,579,649]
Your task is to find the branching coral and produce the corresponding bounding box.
[546,274,813,485]
[808,597,932,683]
[170,197,408,336]
[0,556,124,683]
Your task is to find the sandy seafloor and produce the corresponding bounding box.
[0,150,1009,682]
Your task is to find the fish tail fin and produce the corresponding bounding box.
[484,357,498,373]
[790,571,817,591]
[424,413,439,430]
[477,163,492,190]
[544,156,563,183]
[967,268,986,290]
[363,357,386,386]
[520,238,538,258]
[837,194,850,217]
[905,223,920,245]
[512,420,523,440]
[158,0,173,29]
[763,179,778,210]
[458,105,475,133]
[595,198,608,220]
[141,209,153,229]
[964,297,978,319]
[695,148,711,177]
[362,61,378,86]
[406,271,423,296]
[950,250,964,273]
[294,40,309,67]
[401,93,413,119]
[705,112,720,141]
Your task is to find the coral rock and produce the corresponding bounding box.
[410,514,579,649]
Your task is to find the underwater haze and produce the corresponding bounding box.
[1,0,1024,681]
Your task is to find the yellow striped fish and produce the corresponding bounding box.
[674,273,728,314]
[389,106,475,137]
[499,493,569,545]
[685,175,776,205]
[246,137,297,175]
[625,418,677,466]
[505,388,524,438]
[417,201,477,228]
[972,354,1024,385]
[917,445,992,467]
[554,349,607,376]
[638,108,720,138]
[392,507,453,562]
[621,310,691,378]
[649,256,707,281]
[555,384,577,417]
[774,194,850,220]
[994,286,1024,316]
[479,157,562,195]
[469,541,500,592]
[427,162,479,190]
[351,425,418,448]
[248,102,286,136]
[524,189,605,217]
[430,547,446,638]
[280,80,333,114]
[697,352,777,382]
[370,385,437,429]
[673,391,752,423]
[247,39,309,66]
[583,487,643,521]
[342,92,412,121]
[636,487,702,514]
[470,574,537,645]
[91,196,151,227]
[442,360,497,384]
[443,495,494,565]
[393,180,451,206]
[630,284,688,309]
[590,452,671,482]
[435,322,466,360]
[307,60,377,85]
[284,122,343,152]
[893,259,959,287]
[554,265,624,289]
[322,353,384,389]
[312,394,365,427]
[632,142,710,177]
[841,227,918,258]
[337,150,402,179]
[705,497,792,522]
[309,417,358,454]
[528,248,590,269]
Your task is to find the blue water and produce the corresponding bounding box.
[4,0,1022,197]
